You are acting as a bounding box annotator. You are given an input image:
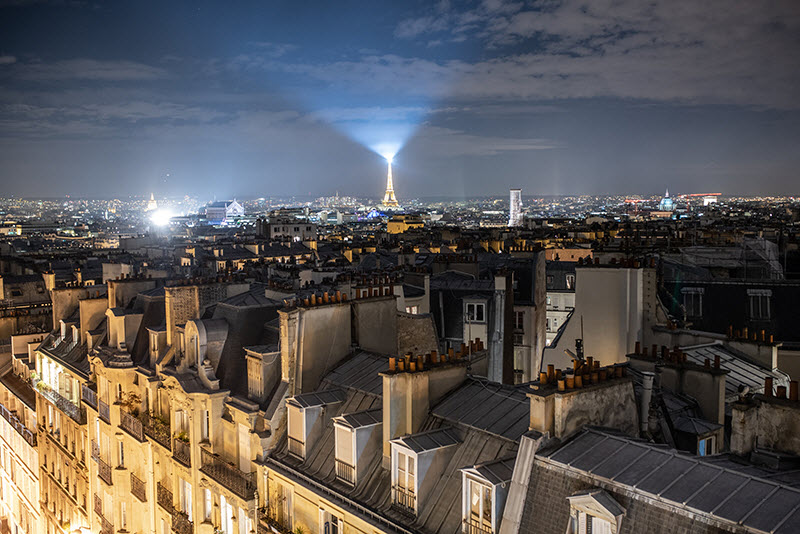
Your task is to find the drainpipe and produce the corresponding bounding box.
[640,371,655,434]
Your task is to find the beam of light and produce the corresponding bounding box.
[150,209,173,227]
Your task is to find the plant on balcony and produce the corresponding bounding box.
[174,430,189,443]
[35,380,51,392]
[120,392,141,415]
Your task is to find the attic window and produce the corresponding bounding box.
[287,404,305,459]
[566,489,625,534]
[392,448,417,515]
[334,424,355,486]
[464,477,493,533]
[681,287,704,318]
[565,274,576,290]
[747,289,771,320]
[465,302,485,323]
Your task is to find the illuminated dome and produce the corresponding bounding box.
[659,189,674,211]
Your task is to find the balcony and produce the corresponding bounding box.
[199,448,256,500]
[131,472,147,502]
[100,516,113,534]
[287,436,305,459]
[258,508,293,534]
[91,440,100,461]
[173,438,191,467]
[391,485,416,516]
[120,411,145,442]
[335,458,355,486]
[97,456,113,486]
[157,481,174,513]
[142,413,171,450]
[37,384,86,424]
[463,520,493,534]
[81,384,97,410]
[172,510,193,534]
[0,403,36,447]
[98,399,110,424]
[94,493,102,517]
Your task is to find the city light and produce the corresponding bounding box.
[150,209,172,226]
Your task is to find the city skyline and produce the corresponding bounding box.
[1,1,799,198]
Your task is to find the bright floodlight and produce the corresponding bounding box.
[384,153,394,163]
[151,209,172,227]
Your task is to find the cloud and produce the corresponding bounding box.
[0,55,16,65]
[408,125,560,157]
[15,59,167,81]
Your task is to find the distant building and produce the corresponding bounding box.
[659,189,674,211]
[205,199,244,224]
[382,161,399,208]
[386,214,424,234]
[258,218,317,242]
[509,188,522,227]
[146,193,158,212]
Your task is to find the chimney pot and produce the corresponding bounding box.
[431,350,439,364]
[714,354,721,369]
[389,357,396,372]
[547,364,555,382]
[777,386,787,399]
[765,377,774,396]
[790,381,799,402]
[575,375,584,388]
[539,372,548,384]
[635,341,641,354]
[566,376,575,389]
[557,379,566,391]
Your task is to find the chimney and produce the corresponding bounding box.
[640,372,654,435]
[380,353,468,468]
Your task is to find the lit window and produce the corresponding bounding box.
[748,289,771,320]
[466,478,493,533]
[513,311,524,331]
[565,274,576,290]
[681,287,704,318]
[465,302,485,323]
[203,489,212,521]
[405,305,418,314]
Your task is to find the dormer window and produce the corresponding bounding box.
[392,448,417,515]
[332,408,381,487]
[286,390,346,461]
[465,302,485,323]
[391,427,460,517]
[566,489,625,534]
[461,457,513,534]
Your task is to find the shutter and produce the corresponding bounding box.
[335,426,353,464]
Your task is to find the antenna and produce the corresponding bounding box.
[575,315,585,361]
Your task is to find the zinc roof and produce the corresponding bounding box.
[544,428,800,534]
[392,427,461,454]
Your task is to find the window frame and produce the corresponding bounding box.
[465,301,486,324]
[391,444,418,514]
[681,287,704,318]
[747,289,772,320]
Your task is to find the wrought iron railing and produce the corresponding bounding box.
[100,515,113,534]
[131,472,147,502]
[391,485,416,515]
[258,508,293,534]
[142,413,172,450]
[37,385,86,424]
[0,403,36,446]
[173,438,191,467]
[172,510,193,534]
[463,519,493,534]
[81,384,97,410]
[97,456,112,486]
[335,458,356,486]
[91,440,100,462]
[121,411,145,441]
[287,436,305,459]
[98,399,110,423]
[94,493,102,517]
[157,481,174,513]
[199,448,256,500]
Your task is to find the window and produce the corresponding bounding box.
[239,507,251,534]
[513,311,524,331]
[547,275,554,285]
[271,483,292,531]
[405,305,418,314]
[565,274,576,290]
[201,410,209,442]
[334,425,355,485]
[287,404,305,459]
[571,514,612,534]
[465,302,485,323]
[179,478,192,517]
[220,496,234,534]
[748,289,771,320]
[121,502,127,530]
[320,510,342,534]
[466,478,493,533]
[698,436,715,456]
[546,296,552,306]
[681,287,704,318]
[203,489,212,521]
[546,318,551,331]
[567,489,625,534]
[393,450,416,513]
[118,442,124,468]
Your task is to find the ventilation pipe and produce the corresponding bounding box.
[640,371,655,434]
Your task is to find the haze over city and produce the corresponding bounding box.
[1,0,799,198]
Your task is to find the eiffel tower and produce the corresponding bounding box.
[382,161,399,207]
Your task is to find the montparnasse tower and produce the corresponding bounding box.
[382,158,399,207]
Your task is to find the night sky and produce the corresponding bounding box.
[1,0,799,199]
